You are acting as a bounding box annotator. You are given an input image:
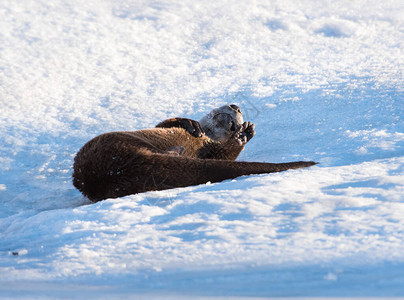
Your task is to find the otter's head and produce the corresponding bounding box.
[199,104,244,142]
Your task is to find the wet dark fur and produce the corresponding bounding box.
[73,108,316,202]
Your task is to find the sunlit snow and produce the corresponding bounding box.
[0,0,403,298]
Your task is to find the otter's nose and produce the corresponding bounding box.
[229,104,241,113]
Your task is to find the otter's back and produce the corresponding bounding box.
[131,127,210,158]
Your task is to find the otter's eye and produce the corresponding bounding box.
[230,121,236,131]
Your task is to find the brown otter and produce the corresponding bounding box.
[73,104,316,202]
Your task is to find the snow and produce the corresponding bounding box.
[0,0,403,298]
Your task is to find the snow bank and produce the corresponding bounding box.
[0,0,403,297]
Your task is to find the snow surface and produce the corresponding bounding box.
[0,0,403,298]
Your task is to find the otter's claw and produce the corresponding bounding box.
[242,122,255,142]
[165,146,185,156]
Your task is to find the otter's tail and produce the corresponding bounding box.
[139,154,317,194]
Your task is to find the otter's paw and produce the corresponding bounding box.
[178,118,205,137]
[241,121,255,142]
[233,122,255,146]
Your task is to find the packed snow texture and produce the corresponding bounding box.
[0,0,403,298]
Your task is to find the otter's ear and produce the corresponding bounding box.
[156,118,204,138]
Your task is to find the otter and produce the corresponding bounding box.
[73,104,316,202]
